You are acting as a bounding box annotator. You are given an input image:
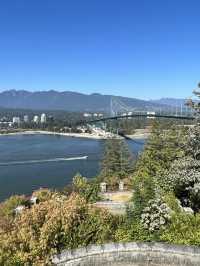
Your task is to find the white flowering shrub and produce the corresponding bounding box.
[186,125,200,158]
[141,198,171,232]
[162,157,200,189]
[161,157,200,212]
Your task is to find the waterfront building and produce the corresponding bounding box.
[77,126,87,133]
[0,116,9,122]
[147,111,156,119]
[12,117,20,124]
[128,111,133,119]
[33,115,39,123]
[63,126,71,132]
[23,115,29,123]
[83,113,92,117]
[0,121,12,128]
[41,113,47,123]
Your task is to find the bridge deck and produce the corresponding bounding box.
[84,113,195,124]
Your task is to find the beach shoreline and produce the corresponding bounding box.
[0,130,107,139]
[0,130,149,140]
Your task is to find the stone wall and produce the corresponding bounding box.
[52,242,200,266]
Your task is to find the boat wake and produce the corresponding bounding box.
[0,156,88,166]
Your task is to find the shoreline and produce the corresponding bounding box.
[0,130,149,140]
[127,133,150,139]
[0,130,118,140]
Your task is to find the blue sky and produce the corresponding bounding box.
[0,0,200,99]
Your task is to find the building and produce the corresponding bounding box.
[147,111,156,119]
[83,113,92,117]
[23,115,29,123]
[0,121,12,128]
[0,116,9,122]
[33,115,39,123]
[128,111,133,119]
[41,113,47,123]
[12,117,20,124]
[77,126,87,133]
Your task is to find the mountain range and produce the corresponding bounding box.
[150,98,187,107]
[0,90,186,113]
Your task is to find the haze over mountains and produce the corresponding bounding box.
[150,98,187,107]
[0,90,186,113]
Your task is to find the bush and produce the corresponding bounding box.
[0,195,29,217]
[162,157,200,212]
[0,193,114,265]
[141,198,171,232]
[131,174,157,219]
[162,192,182,213]
[32,188,54,202]
[72,173,100,203]
[160,212,200,246]
[114,220,155,242]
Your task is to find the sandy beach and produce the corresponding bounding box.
[0,130,103,139]
[0,130,118,139]
[0,129,149,140]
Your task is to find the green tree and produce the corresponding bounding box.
[134,121,186,178]
[131,175,156,219]
[100,138,134,188]
[131,121,187,218]
[72,173,100,203]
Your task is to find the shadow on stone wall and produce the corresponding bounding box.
[52,242,200,266]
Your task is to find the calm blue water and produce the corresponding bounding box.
[0,134,144,201]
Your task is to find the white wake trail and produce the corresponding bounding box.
[0,156,88,166]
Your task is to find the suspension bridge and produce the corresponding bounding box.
[83,113,195,125]
[109,96,193,117]
[82,96,195,124]
[79,97,196,140]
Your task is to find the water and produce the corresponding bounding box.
[0,134,145,201]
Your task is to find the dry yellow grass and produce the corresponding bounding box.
[109,192,132,203]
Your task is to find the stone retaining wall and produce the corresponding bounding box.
[52,242,200,266]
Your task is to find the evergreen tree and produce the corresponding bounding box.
[72,173,100,203]
[159,84,200,213]
[131,121,188,218]
[100,138,134,187]
[133,121,186,179]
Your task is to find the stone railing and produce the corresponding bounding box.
[52,241,200,266]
